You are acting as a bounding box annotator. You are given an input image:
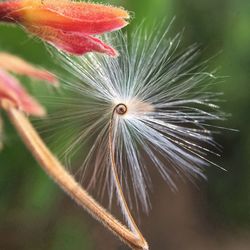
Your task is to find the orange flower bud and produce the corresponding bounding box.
[0,0,129,56]
[0,52,58,85]
[0,69,46,116]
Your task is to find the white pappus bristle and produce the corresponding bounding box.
[36,24,225,214]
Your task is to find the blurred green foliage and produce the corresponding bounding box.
[0,0,250,249]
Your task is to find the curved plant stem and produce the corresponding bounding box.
[108,106,148,248]
[3,103,148,250]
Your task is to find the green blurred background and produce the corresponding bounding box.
[0,0,250,249]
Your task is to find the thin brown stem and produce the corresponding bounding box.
[108,105,148,249]
[3,102,148,250]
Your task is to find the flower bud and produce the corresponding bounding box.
[0,0,129,56]
[0,69,46,116]
[0,52,58,85]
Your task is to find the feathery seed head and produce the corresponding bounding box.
[39,25,225,213]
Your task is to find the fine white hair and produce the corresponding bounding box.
[37,23,225,213]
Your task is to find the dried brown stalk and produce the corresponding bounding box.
[2,101,148,250]
[109,104,148,245]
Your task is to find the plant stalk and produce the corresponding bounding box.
[3,103,148,250]
[108,106,148,249]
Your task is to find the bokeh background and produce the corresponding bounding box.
[1,0,250,249]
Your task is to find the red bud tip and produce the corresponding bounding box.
[0,69,46,117]
[0,52,58,85]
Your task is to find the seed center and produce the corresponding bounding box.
[115,103,127,115]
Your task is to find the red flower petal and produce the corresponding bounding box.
[0,52,58,85]
[0,69,46,116]
[28,26,118,57]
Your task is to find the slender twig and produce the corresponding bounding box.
[2,101,148,250]
[109,104,148,247]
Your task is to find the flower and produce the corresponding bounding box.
[0,52,58,116]
[0,51,58,151]
[39,27,225,212]
[0,0,129,56]
[27,26,118,56]
[0,52,58,85]
[0,68,46,116]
